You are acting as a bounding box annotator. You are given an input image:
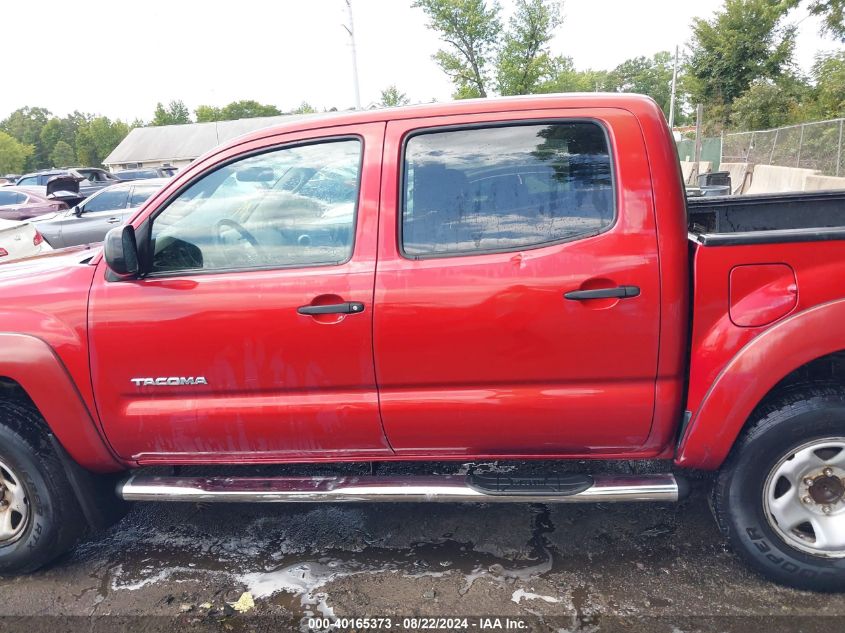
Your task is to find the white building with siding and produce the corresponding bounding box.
[102,115,299,172]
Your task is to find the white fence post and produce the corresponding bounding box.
[796,124,805,167]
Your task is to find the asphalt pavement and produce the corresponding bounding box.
[1,467,844,633]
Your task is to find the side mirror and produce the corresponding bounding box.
[73,205,84,217]
[104,225,139,277]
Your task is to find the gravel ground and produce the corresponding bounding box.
[1,469,844,632]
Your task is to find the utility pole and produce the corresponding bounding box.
[668,45,679,129]
[343,0,362,110]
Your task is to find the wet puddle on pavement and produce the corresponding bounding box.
[70,502,564,619]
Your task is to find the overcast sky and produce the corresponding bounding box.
[2,0,837,122]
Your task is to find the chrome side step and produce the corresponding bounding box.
[118,473,687,504]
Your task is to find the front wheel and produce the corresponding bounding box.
[0,403,88,574]
[714,385,845,591]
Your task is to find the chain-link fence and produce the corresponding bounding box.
[721,118,845,176]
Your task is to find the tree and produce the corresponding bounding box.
[380,85,410,107]
[0,130,33,174]
[783,0,845,40]
[152,100,191,126]
[728,79,805,129]
[685,0,796,126]
[413,0,502,98]
[496,0,562,95]
[195,100,281,122]
[805,50,845,118]
[609,51,676,116]
[538,57,614,93]
[808,0,845,39]
[222,100,281,120]
[49,140,77,168]
[291,102,317,114]
[0,107,52,170]
[195,105,223,122]
[75,117,130,166]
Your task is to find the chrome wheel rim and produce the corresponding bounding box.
[0,458,29,545]
[764,437,845,558]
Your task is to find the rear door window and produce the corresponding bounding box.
[401,122,614,257]
[84,188,130,213]
[129,185,159,207]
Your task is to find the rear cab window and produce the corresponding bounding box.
[401,122,615,258]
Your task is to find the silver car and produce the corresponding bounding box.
[34,179,168,248]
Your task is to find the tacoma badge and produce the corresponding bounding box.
[130,377,209,387]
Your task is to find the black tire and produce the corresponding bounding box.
[0,402,88,574]
[714,384,845,591]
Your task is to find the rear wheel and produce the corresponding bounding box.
[714,385,845,590]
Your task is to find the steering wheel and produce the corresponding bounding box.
[216,218,260,248]
[214,218,266,267]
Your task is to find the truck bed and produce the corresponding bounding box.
[688,189,845,245]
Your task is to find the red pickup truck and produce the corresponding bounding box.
[1,95,844,590]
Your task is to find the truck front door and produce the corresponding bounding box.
[374,109,661,456]
[88,123,391,462]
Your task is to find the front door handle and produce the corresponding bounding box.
[297,302,365,316]
[564,285,640,300]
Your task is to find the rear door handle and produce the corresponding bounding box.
[564,286,640,300]
[297,302,365,315]
[106,217,121,224]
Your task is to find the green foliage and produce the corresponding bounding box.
[48,140,77,168]
[152,100,191,126]
[538,57,613,92]
[0,130,33,174]
[195,100,281,122]
[497,0,562,95]
[292,102,317,114]
[609,51,676,116]
[413,0,503,98]
[783,0,845,41]
[685,0,796,126]
[0,107,132,170]
[809,0,845,40]
[0,107,52,170]
[809,50,845,117]
[75,117,130,166]
[729,78,806,129]
[380,85,410,107]
[194,105,223,122]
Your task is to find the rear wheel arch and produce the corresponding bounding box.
[677,299,845,470]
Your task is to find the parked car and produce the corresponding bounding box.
[0,186,68,220]
[114,167,177,181]
[4,95,845,592]
[0,218,51,263]
[0,174,20,186]
[16,168,120,198]
[33,178,167,248]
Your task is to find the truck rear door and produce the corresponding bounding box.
[374,109,661,455]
